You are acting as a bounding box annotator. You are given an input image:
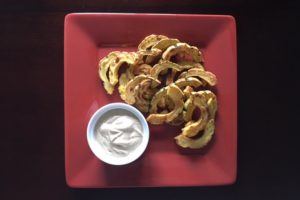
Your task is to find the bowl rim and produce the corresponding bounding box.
[86,102,150,165]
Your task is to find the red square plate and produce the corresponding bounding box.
[64,13,237,188]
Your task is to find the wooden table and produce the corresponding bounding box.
[0,1,295,199]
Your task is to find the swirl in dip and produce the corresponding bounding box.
[95,109,143,157]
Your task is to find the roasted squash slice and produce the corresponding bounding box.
[147,84,184,124]
[175,119,215,149]
[125,75,160,104]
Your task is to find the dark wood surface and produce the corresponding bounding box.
[0,1,296,199]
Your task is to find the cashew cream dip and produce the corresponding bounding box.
[94,109,143,157]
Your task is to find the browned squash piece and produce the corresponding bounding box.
[183,68,217,86]
[175,119,215,149]
[125,75,160,105]
[162,42,203,63]
[138,34,168,50]
[134,79,158,113]
[181,92,209,137]
[147,84,184,124]
[145,38,180,64]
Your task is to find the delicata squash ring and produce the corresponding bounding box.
[151,61,196,85]
[147,84,184,124]
[99,51,118,94]
[108,52,140,86]
[126,63,152,80]
[150,61,182,80]
[99,51,140,94]
[134,79,158,113]
[174,77,203,89]
[175,119,215,149]
[183,68,217,86]
[152,38,180,52]
[198,90,218,119]
[150,87,167,113]
[162,43,203,63]
[145,38,180,64]
[181,92,209,137]
[138,34,168,50]
[124,74,160,105]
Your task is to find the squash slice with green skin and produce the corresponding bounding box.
[147,84,184,124]
[138,34,168,50]
[181,92,209,137]
[99,51,140,94]
[182,68,217,86]
[134,79,158,113]
[145,38,180,64]
[125,75,160,105]
[162,42,203,63]
[175,119,215,149]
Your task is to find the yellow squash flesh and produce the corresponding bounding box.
[175,119,215,149]
[162,43,203,63]
[147,84,184,124]
[125,75,160,104]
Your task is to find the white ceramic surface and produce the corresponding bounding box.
[87,103,150,165]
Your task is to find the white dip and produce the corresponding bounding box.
[95,109,143,157]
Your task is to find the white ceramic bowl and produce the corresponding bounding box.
[87,103,149,165]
